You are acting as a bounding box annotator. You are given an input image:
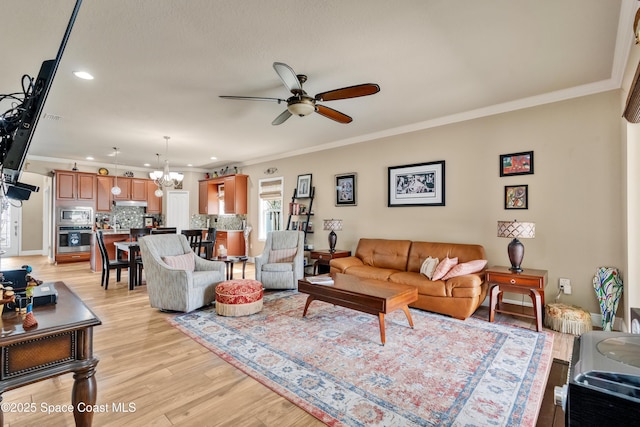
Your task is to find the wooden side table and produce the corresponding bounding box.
[309,249,351,275]
[486,266,548,332]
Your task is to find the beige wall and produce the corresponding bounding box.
[243,90,623,317]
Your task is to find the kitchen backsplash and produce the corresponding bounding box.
[191,214,246,230]
[95,209,245,231]
[96,206,161,230]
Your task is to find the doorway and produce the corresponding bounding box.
[0,198,21,257]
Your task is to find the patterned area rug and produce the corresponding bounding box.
[169,291,554,426]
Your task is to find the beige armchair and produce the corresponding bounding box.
[139,234,226,312]
[255,230,305,289]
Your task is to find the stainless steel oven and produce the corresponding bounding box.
[57,225,93,253]
[58,206,93,225]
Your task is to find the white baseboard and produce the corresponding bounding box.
[18,250,46,256]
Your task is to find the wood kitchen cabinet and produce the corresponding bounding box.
[112,177,131,200]
[198,174,248,215]
[147,180,162,213]
[215,230,245,256]
[96,175,114,212]
[55,170,96,201]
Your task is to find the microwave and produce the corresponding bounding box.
[58,206,93,225]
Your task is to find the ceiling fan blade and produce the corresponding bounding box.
[219,95,285,103]
[316,105,353,124]
[315,83,380,102]
[272,109,292,125]
[273,62,302,94]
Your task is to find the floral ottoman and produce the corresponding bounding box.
[215,279,263,317]
[544,302,592,335]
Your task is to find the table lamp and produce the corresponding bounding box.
[497,220,535,272]
[323,219,343,253]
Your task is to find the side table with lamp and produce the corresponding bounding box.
[488,220,548,332]
[311,219,350,275]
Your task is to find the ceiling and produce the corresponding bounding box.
[0,0,635,173]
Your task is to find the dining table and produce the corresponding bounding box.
[113,241,140,290]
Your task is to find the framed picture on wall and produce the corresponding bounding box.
[505,185,528,209]
[296,174,312,198]
[388,160,445,206]
[500,151,534,176]
[335,173,357,206]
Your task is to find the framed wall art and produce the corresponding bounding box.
[505,184,528,209]
[296,174,312,198]
[388,160,445,207]
[500,151,534,176]
[335,173,357,206]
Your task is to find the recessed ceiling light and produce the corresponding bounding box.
[73,71,94,80]
[210,156,217,160]
[86,156,94,160]
[187,164,193,167]
[143,163,151,167]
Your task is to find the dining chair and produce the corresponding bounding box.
[181,229,204,257]
[201,227,217,259]
[150,227,177,234]
[96,230,129,289]
[129,228,151,285]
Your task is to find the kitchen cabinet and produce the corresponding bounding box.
[131,179,147,200]
[97,176,160,213]
[198,174,248,215]
[215,230,245,256]
[147,181,162,214]
[112,177,131,200]
[198,180,218,215]
[96,175,114,212]
[55,170,96,201]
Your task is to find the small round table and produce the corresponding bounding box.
[211,256,248,280]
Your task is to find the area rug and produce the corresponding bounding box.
[169,291,554,426]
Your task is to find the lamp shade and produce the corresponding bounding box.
[323,219,343,231]
[497,221,535,239]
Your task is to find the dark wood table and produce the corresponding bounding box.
[210,256,248,280]
[114,241,140,290]
[486,266,548,332]
[0,282,101,426]
[309,249,351,275]
[298,273,417,345]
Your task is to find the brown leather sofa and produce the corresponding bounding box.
[329,238,487,319]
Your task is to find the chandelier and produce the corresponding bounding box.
[149,136,183,194]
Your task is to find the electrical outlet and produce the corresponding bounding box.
[559,278,571,292]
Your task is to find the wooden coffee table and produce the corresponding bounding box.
[298,273,418,345]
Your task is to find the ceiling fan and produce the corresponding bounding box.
[220,62,380,125]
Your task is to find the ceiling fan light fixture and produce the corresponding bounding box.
[287,98,316,117]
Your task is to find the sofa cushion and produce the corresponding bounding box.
[354,238,411,271]
[419,256,439,279]
[442,259,488,280]
[389,272,446,297]
[432,257,458,281]
[343,265,401,281]
[407,241,486,272]
[162,253,195,271]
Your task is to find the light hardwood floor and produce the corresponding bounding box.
[0,256,574,426]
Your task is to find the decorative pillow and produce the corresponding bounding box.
[442,259,488,280]
[162,253,195,271]
[431,257,459,281]
[420,256,439,279]
[268,247,297,263]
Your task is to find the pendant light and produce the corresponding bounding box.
[153,153,164,197]
[110,147,121,195]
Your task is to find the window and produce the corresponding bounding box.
[258,177,283,241]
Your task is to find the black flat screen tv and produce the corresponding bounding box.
[2,59,56,185]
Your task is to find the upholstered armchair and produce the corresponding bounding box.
[255,230,305,289]
[138,234,226,312]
